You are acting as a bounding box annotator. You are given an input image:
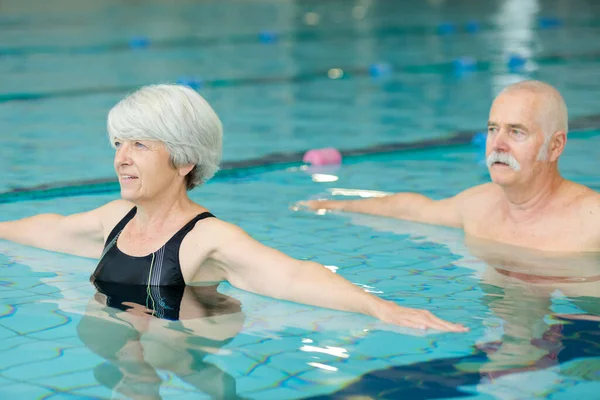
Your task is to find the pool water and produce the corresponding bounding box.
[2,0,600,191]
[1,136,600,399]
[1,0,600,398]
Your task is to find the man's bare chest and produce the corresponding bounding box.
[464,208,587,252]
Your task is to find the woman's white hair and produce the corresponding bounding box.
[107,84,223,189]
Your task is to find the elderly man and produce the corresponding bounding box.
[306,80,600,252]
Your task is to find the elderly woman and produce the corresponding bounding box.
[0,84,466,332]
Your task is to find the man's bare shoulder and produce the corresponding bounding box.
[442,183,501,227]
[453,182,501,206]
[571,183,600,217]
[562,182,600,250]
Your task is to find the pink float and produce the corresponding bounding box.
[302,148,342,166]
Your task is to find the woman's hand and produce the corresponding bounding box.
[372,300,468,332]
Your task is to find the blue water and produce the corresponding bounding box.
[1,0,600,398]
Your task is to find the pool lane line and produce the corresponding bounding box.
[1,18,599,57]
[0,124,598,204]
[2,51,600,104]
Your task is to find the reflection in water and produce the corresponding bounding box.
[306,317,598,400]
[77,283,245,400]
[464,236,600,379]
[323,214,600,398]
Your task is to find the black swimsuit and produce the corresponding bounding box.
[90,207,215,319]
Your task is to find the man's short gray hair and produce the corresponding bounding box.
[500,80,568,161]
[107,84,223,189]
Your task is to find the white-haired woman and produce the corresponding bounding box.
[0,84,467,332]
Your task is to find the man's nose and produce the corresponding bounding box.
[488,128,510,152]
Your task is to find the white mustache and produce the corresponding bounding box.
[486,151,521,171]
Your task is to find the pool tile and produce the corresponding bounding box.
[28,330,82,347]
[453,287,487,300]
[247,363,291,383]
[245,387,307,400]
[204,350,261,377]
[0,341,60,371]
[2,346,103,381]
[405,256,463,272]
[0,289,26,300]
[0,383,54,398]
[69,385,117,399]
[234,364,290,394]
[0,335,38,352]
[158,385,210,399]
[265,352,315,376]
[44,391,102,399]
[353,331,431,359]
[227,332,273,348]
[33,369,99,391]
[294,366,359,391]
[1,303,71,335]
[385,352,451,367]
[229,374,275,395]
[452,394,497,400]
[0,293,61,305]
[0,374,16,386]
[277,376,336,393]
[0,276,49,290]
[235,335,306,357]
[549,382,600,400]
[351,267,407,285]
[164,390,212,400]
[0,324,16,340]
[328,357,393,376]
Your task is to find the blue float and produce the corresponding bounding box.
[437,22,456,35]
[258,31,278,44]
[465,20,481,33]
[453,56,477,76]
[368,63,392,77]
[507,54,527,72]
[129,36,150,49]
[176,76,203,90]
[538,17,562,29]
[472,131,487,147]
[472,131,487,165]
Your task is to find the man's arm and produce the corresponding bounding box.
[304,193,463,229]
[202,220,468,332]
[0,199,132,258]
[302,183,495,229]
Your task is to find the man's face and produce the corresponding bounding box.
[486,91,549,188]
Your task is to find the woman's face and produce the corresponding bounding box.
[113,139,182,202]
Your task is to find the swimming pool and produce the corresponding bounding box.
[1,0,600,398]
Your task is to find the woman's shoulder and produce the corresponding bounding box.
[95,199,136,234]
[186,213,250,245]
[99,199,136,218]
